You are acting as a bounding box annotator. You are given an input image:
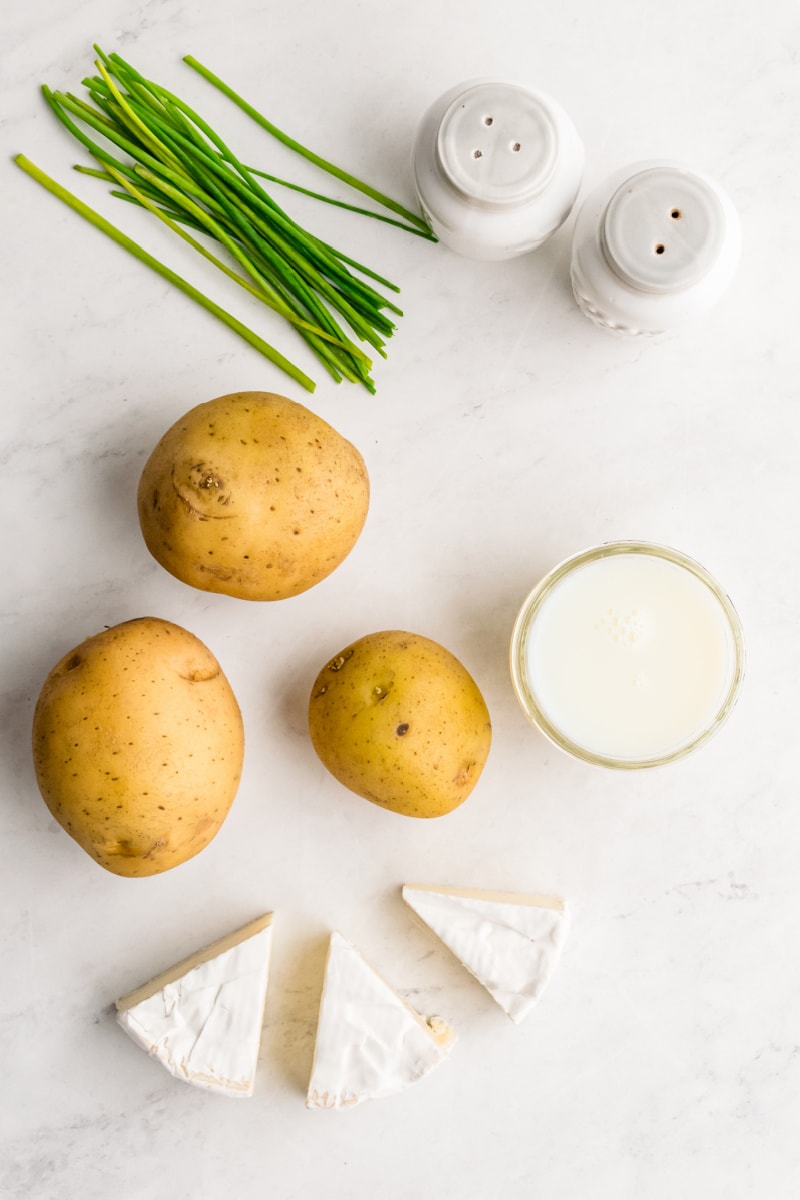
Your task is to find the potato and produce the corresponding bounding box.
[308,631,492,818]
[137,391,369,601]
[32,617,244,877]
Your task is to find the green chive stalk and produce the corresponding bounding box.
[26,47,431,391]
[13,154,316,392]
[182,54,433,237]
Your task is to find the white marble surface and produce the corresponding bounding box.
[2,1,799,1196]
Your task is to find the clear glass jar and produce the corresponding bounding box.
[509,541,745,769]
[412,78,584,260]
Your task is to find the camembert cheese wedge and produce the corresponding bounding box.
[402,884,569,1024]
[115,914,273,1097]
[306,930,455,1110]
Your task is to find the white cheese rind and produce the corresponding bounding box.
[306,931,455,1110]
[116,915,273,1097]
[402,885,569,1024]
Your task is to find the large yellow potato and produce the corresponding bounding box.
[137,391,369,601]
[32,617,244,877]
[308,631,492,818]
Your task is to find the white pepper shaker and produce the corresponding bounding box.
[412,79,584,260]
[570,160,741,336]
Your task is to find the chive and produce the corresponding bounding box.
[106,58,406,324]
[53,86,373,380]
[95,60,184,176]
[122,81,400,316]
[96,64,392,349]
[111,162,370,364]
[13,154,316,392]
[134,98,392,363]
[156,140,373,369]
[242,167,435,240]
[182,55,433,236]
[31,48,425,391]
[89,66,430,239]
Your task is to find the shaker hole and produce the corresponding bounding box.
[655,243,665,255]
[484,116,494,126]
[671,209,682,219]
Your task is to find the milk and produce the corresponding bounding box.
[511,545,744,766]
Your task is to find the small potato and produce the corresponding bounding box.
[137,391,369,601]
[308,631,492,818]
[32,617,244,877]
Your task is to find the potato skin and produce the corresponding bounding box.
[31,617,244,877]
[137,391,370,601]
[308,631,492,818]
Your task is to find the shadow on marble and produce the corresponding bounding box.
[261,930,329,1097]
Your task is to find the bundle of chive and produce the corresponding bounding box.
[15,48,435,393]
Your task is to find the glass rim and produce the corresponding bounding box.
[509,540,746,770]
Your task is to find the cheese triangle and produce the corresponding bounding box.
[116,914,273,1097]
[402,885,569,1024]
[306,931,455,1109]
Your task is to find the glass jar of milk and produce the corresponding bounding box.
[510,542,745,768]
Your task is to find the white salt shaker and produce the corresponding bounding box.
[412,79,584,260]
[570,160,741,336]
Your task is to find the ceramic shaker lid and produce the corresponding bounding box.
[435,82,558,206]
[600,166,726,294]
